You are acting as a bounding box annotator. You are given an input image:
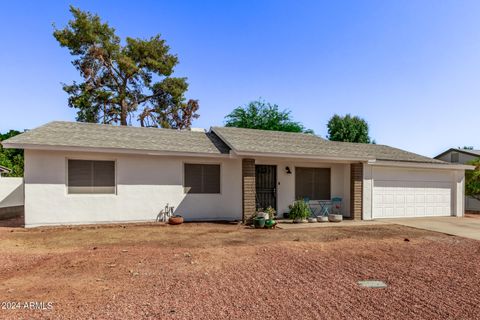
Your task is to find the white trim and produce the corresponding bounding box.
[367,160,474,170]
[233,150,372,162]
[3,143,230,158]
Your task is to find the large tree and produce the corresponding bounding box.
[466,159,480,201]
[224,100,312,133]
[0,130,23,177]
[53,6,199,128]
[327,114,372,143]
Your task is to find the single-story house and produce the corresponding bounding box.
[435,148,480,211]
[2,121,473,227]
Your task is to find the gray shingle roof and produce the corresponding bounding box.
[3,121,445,164]
[2,121,230,155]
[435,148,480,159]
[212,126,444,163]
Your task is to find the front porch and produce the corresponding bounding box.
[241,158,364,222]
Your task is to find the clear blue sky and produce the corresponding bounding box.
[0,0,479,157]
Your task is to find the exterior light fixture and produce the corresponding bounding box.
[285,166,292,174]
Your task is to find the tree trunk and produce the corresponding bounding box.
[120,101,127,126]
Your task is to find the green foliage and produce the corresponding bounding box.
[224,100,312,133]
[327,114,372,143]
[288,200,311,220]
[0,130,23,177]
[265,206,276,220]
[53,6,199,128]
[466,159,480,201]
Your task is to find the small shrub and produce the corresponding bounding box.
[288,200,311,220]
[265,206,276,220]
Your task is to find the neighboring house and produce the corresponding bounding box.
[0,165,11,177]
[1,121,472,227]
[0,165,24,220]
[435,148,480,211]
[435,148,480,164]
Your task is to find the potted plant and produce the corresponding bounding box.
[317,215,329,222]
[329,197,343,222]
[328,213,343,222]
[288,200,310,223]
[253,216,265,228]
[317,205,330,222]
[264,206,276,229]
[169,215,184,225]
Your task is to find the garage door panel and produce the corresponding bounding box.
[414,206,426,216]
[373,178,452,218]
[406,206,415,215]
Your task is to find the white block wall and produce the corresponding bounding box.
[0,177,24,208]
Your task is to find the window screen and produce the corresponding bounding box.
[295,167,331,200]
[68,160,116,194]
[184,164,220,194]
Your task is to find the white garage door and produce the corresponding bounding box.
[373,180,452,218]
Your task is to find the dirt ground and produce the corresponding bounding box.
[0,220,479,320]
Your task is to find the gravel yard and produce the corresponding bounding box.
[0,221,479,319]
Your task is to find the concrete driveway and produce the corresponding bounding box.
[384,216,480,240]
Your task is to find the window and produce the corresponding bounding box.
[451,152,459,163]
[184,164,220,194]
[295,167,331,200]
[68,160,116,194]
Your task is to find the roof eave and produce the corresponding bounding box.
[231,150,373,162]
[2,142,229,158]
[368,159,475,170]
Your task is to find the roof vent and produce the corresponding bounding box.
[188,128,206,132]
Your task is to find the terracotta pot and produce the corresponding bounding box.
[169,216,184,225]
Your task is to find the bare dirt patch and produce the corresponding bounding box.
[0,223,479,319]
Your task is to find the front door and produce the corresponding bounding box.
[255,165,277,211]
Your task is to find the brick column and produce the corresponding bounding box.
[350,163,363,220]
[242,158,256,223]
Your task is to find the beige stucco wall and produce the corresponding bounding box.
[24,149,243,227]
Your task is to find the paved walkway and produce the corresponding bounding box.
[277,219,387,229]
[383,216,480,240]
